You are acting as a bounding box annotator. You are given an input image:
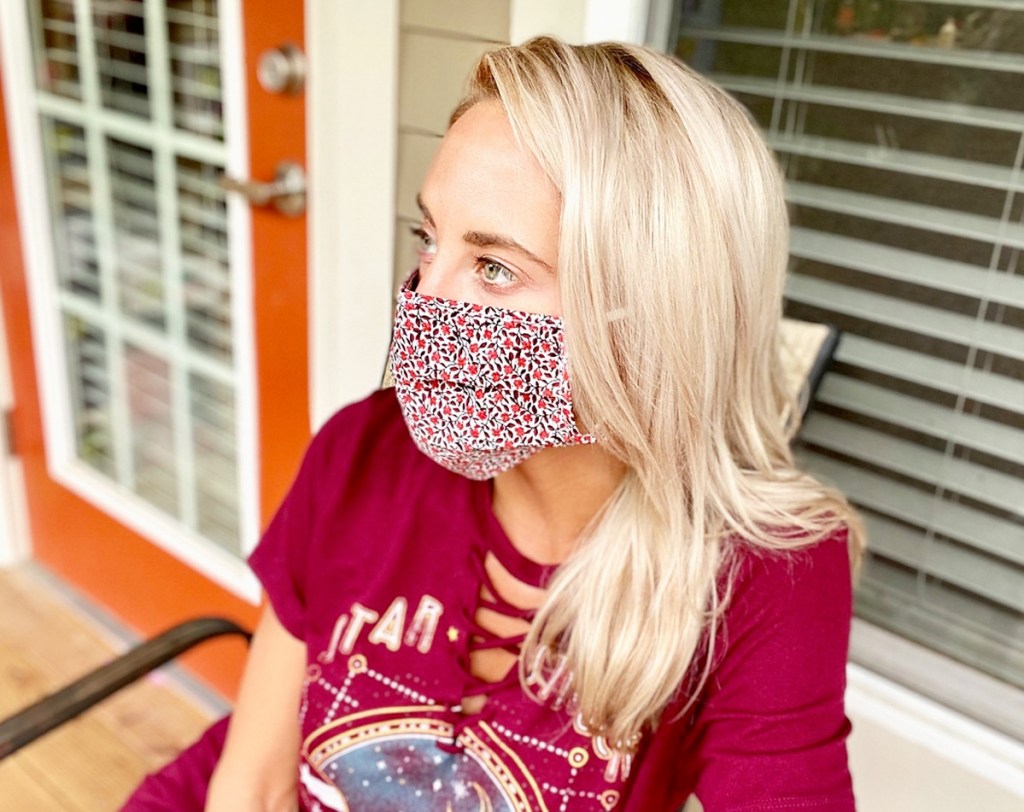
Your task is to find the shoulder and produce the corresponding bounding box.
[263,388,427,539]
[725,527,852,613]
[302,388,415,477]
[709,526,854,705]
[311,388,406,454]
[248,389,446,637]
[295,387,469,520]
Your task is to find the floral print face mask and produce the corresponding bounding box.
[389,283,595,480]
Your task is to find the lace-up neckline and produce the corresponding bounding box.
[456,481,556,709]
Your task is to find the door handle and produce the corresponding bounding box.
[220,160,306,216]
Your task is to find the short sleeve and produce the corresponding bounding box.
[689,530,856,811]
[247,420,334,641]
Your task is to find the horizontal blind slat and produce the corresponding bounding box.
[165,9,218,27]
[93,24,147,53]
[862,513,1024,613]
[177,199,228,232]
[921,0,1024,9]
[790,228,1024,308]
[41,48,78,67]
[182,259,229,292]
[799,449,1024,566]
[817,375,1024,461]
[713,74,1024,131]
[179,227,229,261]
[683,26,1024,73]
[802,412,1022,514]
[787,182,1024,249]
[770,134,1022,192]
[785,275,1024,362]
[835,334,1024,412]
[95,58,148,85]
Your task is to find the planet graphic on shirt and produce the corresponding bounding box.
[301,710,546,812]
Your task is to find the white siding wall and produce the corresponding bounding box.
[393,1,511,291]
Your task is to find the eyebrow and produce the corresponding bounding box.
[416,193,554,274]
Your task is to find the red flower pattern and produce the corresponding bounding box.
[389,287,594,479]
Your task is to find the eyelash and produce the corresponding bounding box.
[409,226,518,290]
[410,226,435,256]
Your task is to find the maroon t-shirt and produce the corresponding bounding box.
[122,389,855,811]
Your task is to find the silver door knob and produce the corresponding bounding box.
[220,161,306,216]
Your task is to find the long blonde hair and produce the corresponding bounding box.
[454,38,865,749]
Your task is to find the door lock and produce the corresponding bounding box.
[257,44,306,96]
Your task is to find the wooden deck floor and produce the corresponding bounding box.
[0,565,221,811]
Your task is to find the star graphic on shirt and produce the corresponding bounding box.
[446,626,460,642]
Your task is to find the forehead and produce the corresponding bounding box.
[421,101,560,239]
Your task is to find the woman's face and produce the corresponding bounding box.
[413,101,562,316]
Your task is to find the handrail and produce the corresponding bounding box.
[0,616,250,760]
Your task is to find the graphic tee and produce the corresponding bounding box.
[245,389,856,806]
[121,388,857,811]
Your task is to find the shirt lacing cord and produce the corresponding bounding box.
[442,553,540,752]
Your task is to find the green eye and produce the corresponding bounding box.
[481,261,513,284]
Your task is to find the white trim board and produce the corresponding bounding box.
[219,0,260,565]
[584,0,651,44]
[307,0,400,429]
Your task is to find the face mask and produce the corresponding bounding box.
[389,283,595,480]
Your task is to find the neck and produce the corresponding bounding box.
[491,443,626,565]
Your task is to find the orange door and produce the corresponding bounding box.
[0,0,308,696]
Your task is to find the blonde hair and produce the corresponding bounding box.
[454,38,865,748]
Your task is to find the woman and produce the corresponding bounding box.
[125,37,863,812]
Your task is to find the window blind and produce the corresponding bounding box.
[672,0,1024,737]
